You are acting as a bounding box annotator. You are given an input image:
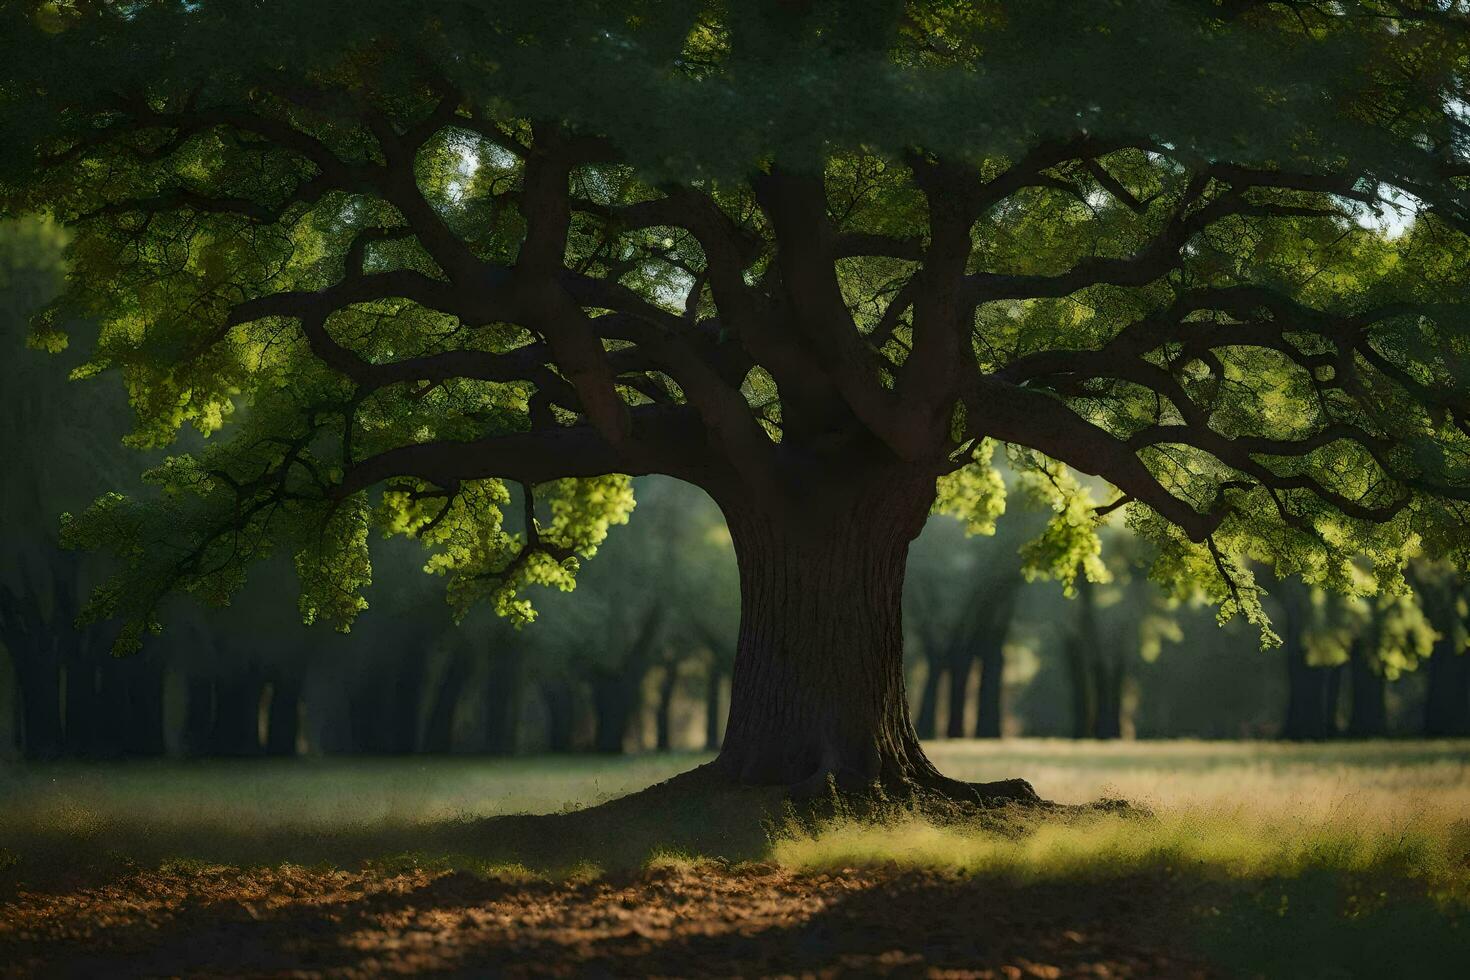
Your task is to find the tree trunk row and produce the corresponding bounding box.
[2,584,171,759]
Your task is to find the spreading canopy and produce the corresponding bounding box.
[7,0,1470,649]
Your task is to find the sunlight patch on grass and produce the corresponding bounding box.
[644,848,729,873]
[772,804,1470,897]
[926,739,1470,824]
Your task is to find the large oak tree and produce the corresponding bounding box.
[7,1,1470,796]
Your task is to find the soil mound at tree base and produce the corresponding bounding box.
[463,763,1119,871]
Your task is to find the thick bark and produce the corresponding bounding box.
[713,479,958,792]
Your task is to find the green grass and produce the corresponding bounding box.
[3,740,1468,976]
[6,739,1465,831]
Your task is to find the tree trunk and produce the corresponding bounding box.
[1065,637,1093,739]
[1,587,64,761]
[264,674,303,756]
[1066,580,1099,741]
[1424,640,1470,737]
[945,649,974,739]
[914,656,942,741]
[483,647,523,755]
[1093,659,1124,740]
[57,580,98,758]
[541,677,577,752]
[704,661,724,751]
[121,655,166,757]
[389,657,427,753]
[974,636,1005,739]
[12,647,62,761]
[62,639,98,757]
[655,661,678,752]
[713,486,950,792]
[1323,662,1344,736]
[182,675,215,757]
[95,647,168,759]
[349,683,384,753]
[1282,600,1334,740]
[212,672,264,756]
[970,582,1017,740]
[590,671,636,754]
[422,650,468,754]
[1346,638,1388,738]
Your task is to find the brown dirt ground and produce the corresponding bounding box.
[0,862,1210,979]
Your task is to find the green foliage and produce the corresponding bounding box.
[407,475,634,626]
[932,440,1006,536]
[1300,574,1438,678]
[1012,455,1110,596]
[6,1,1470,649]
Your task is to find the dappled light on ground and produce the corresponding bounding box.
[2,862,1205,978]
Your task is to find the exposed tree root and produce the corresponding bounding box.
[460,763,1149,872]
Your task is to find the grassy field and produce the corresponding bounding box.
[2,740,1468,977]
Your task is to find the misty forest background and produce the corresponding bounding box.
[2,216,1468,764]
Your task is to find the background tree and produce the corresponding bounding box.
[1410,562,1470,737]
[1272,575,1344,741]
[526,477,734,753]
[1305,581,1435,738]
[1058,536,1183,740]
[1271,569,1436,740]
[10,2,1470,795]
[0,217,158,759]
[906,469,1048,739]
